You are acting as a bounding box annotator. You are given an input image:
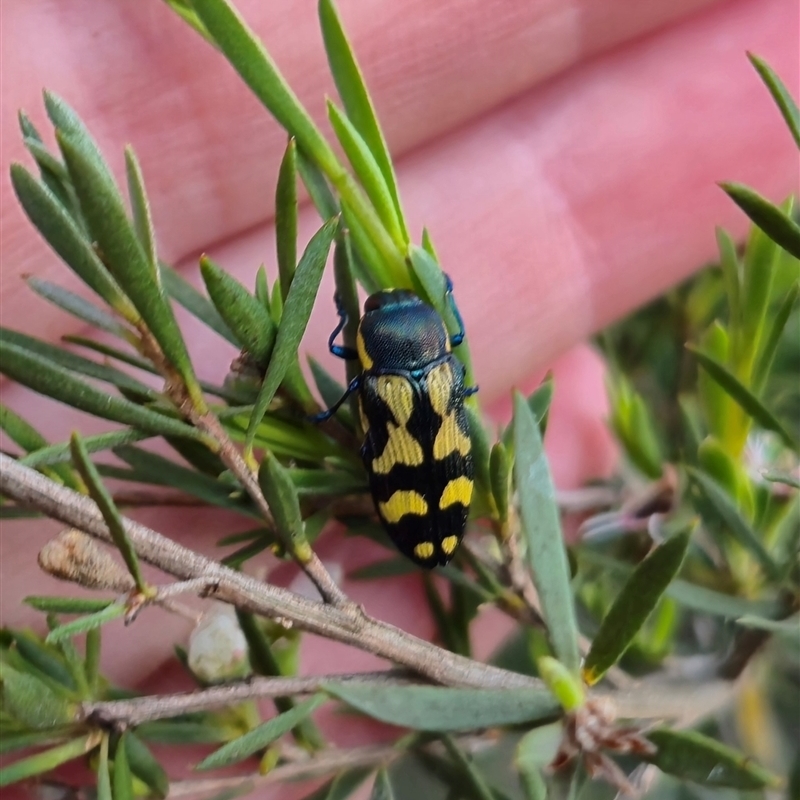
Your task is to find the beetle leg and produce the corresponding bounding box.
[308,375,362,423]
[328,293,358,360]
[463,385,479,397]
[444,274,466,347]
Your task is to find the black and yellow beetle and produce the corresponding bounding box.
[313,276,476,568]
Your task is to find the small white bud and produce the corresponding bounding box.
[187,602,250,684]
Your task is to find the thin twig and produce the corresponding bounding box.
[192,411,349,607]
[166,743,399,797]
[0,455,539,690]
[82,670,416,727]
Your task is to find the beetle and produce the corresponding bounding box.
[312,276,476,567]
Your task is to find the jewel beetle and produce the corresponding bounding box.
[313,276,476,568]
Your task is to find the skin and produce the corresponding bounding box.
[0,0,797,794]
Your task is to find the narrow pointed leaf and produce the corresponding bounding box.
[0,340,205,441]
[440,735,495,800]
[125,147,158,272]
[297,147,339,219]
[97,736,112,800]
[25,596,113,614]
[26,277,133,339]
[762,469,800,489]
[0,734,94,788]
[736,613,800,643]
[0,404,47,453]
[10,163,134,316]
[56,128,203,405]
[198,694,327,769]
[582,528,691,685]
[124,732,169,799]
[645,728,778,789]
[0,327,155,399]
[515,723,562,800]
[324,683,558,731]
[70,433,146,590]
[328,101,403,247]
[319,0,406,239]
[245,217,337,448]
[748,52,800,148]
[21,429,148,469]
[688,345,797,450]
[370,769,394,800]
[276,138,298,300]
[512,392,580,673]
[308,356,351,418]
[160,262,238,344]
[44,604,125,644]
[200,255,276,366]
[489,442,511,522]
[687,467,780,579]
[341,199,391,290]
[753,281,799,390]
[258,451,306,549]
[722,182,800,260]
[113,732,135,800]
[716,227,741,329]
[21,136,80,217]
[0,665,77,729]
[113,444,254,514]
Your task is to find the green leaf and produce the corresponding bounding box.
[687,467,781,579]
[440,734,495,800]
[328,101,403,247]
[113,444,256,515]
[70,433,146,590]
[318,0,406,241]
[716,227,741,332]
[45,603,127,644]
[0,665,77,729]
[489,442,511,523]
[258,451,306,552]
[0,340,205,442]
[645,728,778,789]
[308,356,351,422]
[0,327,156,400]
[736,613,800,643]
[582,528,692,685]
[512,391,580,673]
[84,627,101,695]
[10,164,135,317]
[200,255,277,367]
[349,557,415,580]
[10,631,77,691]
[762,469,800,489]
[0,728,74,757]
[748,52,800,149]
[303,768,373,800]
[98,735,112,800]
[537,656,585,711]
[0,403,47,452]
[515,723,562,800]
[21,429,149,469]
[296,147,339,220]
[276,138,299,300]
[124,147,158,273]
[370,768,394,800]
[25,276,133,339]
[124,731,169,799]
[245,217,337,449]
[197,694,327,769]
[113,732,135,800]
[160,262,239,345]
[0,733,93,788]
[54,120,203,405]
[324,682,558,731]
[753,281,799,391]
[688,345,797,450]
[24,596,113,614]
[466,405,492,512]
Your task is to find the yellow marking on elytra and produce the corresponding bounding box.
[358,397,369,435]
[426,362,454,416]
[371,376,424,474]
[414,541,435,560]
[441,535,459,555]
[377,376,415,424]
[379,491,428,523]
[434,414,471,459]
[356,329,373,370]
[439,476,473,510]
